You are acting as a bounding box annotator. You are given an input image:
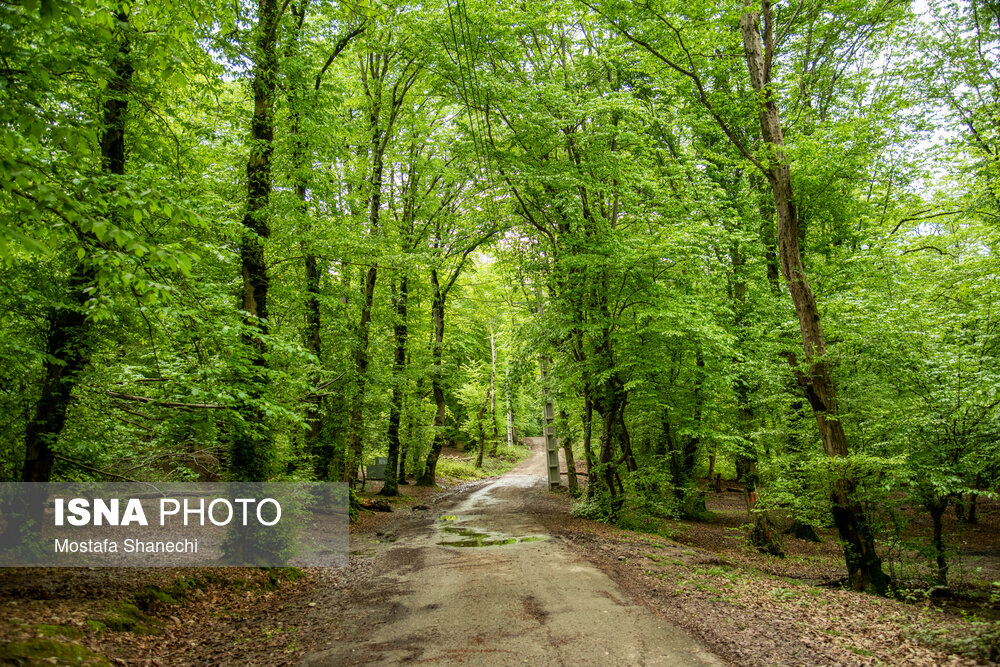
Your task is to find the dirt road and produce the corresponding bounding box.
[301,439,722,666]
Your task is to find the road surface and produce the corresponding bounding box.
[301,439,723,666]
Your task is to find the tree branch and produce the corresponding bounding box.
[315,24,367,90]
[582,1,769,175]
[107,391,227,410]
[54,454,140,482]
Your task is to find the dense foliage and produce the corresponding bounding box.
[2,0,997,592]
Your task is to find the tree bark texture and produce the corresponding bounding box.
[488,329,500,456]
[740,2,887,594]
[560,408,578,493]
[418,269,447,485]
[231,0,278,482]
[381,276,408,496]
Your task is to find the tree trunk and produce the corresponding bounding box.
[707,449,722,492]
[593,368,626,513]
[617,405,637,473]
[928,496,949,588]
[505,363,515,450]
[740,3,887,594]
[560,409,578,493]
[751,514,785,557]
[475,386,489,468]
[582,386,595,497]
[783,519,821,543]
[597,400,622,513]
[488,328,500,456]
[344,74,386,485]
[230,0,279,482]
[418,269,447,485]
[21,12,134,482]
[380,276,408,496]
[284,3,327,464]
[344,264,376,484]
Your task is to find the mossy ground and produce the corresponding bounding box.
[0,639,110,666]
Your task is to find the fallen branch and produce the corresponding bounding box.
[107,391,227,410]
[54,454,140,482]
[117,449,217,476]
[113,404,164,421]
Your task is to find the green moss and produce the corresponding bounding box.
[100,603,161,634]
[85,621,106,634]
[131,575,220,613]
[0,639,110,666]
[269,566,304,582]
[132,587,180,611]
[264,567,304,590]
[34,624,84,639]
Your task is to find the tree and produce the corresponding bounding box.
[229,0,280,483]
[585,0,905,594]
[416,191,498,485]
[19,7,133,482]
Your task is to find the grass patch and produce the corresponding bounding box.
[436,444,529,481]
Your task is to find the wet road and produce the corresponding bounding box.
[300,440,723,666]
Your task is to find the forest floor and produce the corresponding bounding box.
[1,443,998,666]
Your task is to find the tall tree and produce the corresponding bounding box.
[20,7,134,482]
[342,35,421,485]
[231,0,280,482]
[587,0,907,591]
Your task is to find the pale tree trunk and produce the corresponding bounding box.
[740,2,887,594]
[488,327,500,456]
[474,386,489,468]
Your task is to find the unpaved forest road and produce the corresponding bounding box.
[301,441,723,666]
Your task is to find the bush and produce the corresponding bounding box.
[572,493,615,523]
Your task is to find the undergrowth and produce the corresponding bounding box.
[435,443,530,481]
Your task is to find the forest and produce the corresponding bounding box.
[2,0,999,613]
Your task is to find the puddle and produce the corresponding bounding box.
[437,523,548,548]
[441,536,548,548]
